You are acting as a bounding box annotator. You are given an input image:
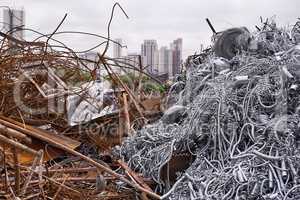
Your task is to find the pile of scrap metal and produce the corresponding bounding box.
[0,6,164,200]
[117,18,300,199]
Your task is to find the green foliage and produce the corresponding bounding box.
[100,73,166,94]
[143,81,166,93]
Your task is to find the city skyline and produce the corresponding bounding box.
[1,0,299,59]
[0,7,182,78]
[139,38,182,78]
[111,37,183,78]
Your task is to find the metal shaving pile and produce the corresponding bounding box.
[117,19,300,199]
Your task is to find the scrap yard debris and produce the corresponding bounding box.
[117,18,300,200]
[0,4,163,200]
[1,3,300,200]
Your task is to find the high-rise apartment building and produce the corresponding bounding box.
[141,40,159,74]
[113,38,123,58]
[170,38,183,77]
[158,46,172,75]
[3,8,25,40]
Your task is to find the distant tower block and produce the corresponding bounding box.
[141,40,159,74]
[170,38,183,77]
[113,38,123,58]
[3,8,25,40]
[159,46,172,76]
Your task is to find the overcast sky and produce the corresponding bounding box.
[1,0,299,58]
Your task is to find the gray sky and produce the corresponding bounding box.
[1,0,299,58]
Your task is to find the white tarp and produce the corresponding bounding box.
[67,81,117,126]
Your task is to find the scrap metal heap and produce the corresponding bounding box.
[117,19,300,199]
[0,5,164,200]
[1,4,300,199]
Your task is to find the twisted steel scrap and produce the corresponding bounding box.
[0,4,163,199]
[118,19,300,200]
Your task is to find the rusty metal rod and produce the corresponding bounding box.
[0,124,32,144]
[0,134,37,155]
[0,117,160,199]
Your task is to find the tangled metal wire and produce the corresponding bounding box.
[0,4,162,133]
[0,4,165,199]
[117,19,300,199]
